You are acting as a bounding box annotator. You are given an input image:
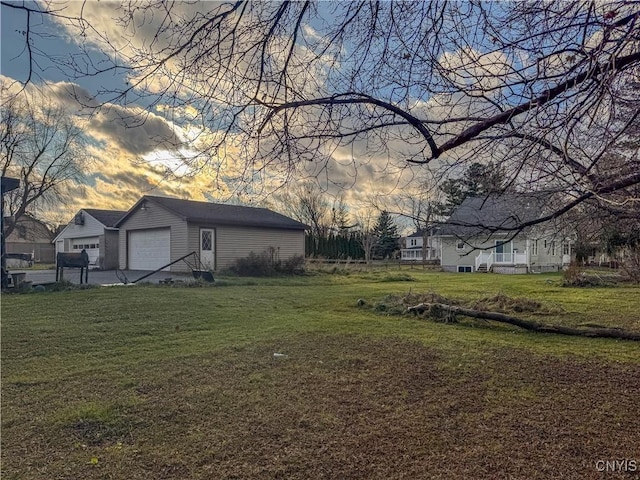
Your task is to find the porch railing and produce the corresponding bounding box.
[475,251,528,271]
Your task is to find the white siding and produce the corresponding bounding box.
[440,236,528,271]
[54,210,106,247]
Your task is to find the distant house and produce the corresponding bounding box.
[436,194,575,274]
[4,214,55,263]
[115,195,307,272]
[53,209,126,269]
[400,229,441,264]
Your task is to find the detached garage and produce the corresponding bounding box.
[53,209,126,269]
[116,195,307,273]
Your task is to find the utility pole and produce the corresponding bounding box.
[1,176,20,289]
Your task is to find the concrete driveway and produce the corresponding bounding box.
[21,269,197,286]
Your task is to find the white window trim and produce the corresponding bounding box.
[457,265,473,273]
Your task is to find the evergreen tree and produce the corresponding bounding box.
[439,161,507,214]
[372,211,400,259]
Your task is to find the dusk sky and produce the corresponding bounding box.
[2,1,629,228]
[1,1,431,225]
[2,2,240,222]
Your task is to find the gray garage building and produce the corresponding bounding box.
[116,195,307,273]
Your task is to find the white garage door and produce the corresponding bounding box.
[71,237,100,265]
[128,228,171,271]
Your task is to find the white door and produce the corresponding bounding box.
[494,240,512,263]
[129,228,171,271]
[200,228,215,270]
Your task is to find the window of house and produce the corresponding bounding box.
[531,239,538,256]
[457,266,472,273]
[551,241,556,256]
[456,241,465,250]
[410,238,417,246]
[562,242,570,255]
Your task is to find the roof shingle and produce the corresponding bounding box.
[438,194,546,237]
[83,209,127,228]
[122,196,307,230]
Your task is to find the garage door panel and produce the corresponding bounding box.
[129,229,170,271]
[70,237,100,265]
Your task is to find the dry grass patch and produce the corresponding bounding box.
[3,334,639,480]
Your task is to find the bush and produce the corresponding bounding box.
[562,261,582,286]
[279,255,305,275]
[228,250,305,277]
[562,262,614,287]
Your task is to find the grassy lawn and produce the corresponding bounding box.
[2,270,639,479]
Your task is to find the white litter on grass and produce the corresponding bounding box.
[273,353,288,358]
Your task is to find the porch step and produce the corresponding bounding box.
[476,264,488,273]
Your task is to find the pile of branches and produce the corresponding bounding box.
[365,292,639,341]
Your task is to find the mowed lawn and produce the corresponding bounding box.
[2,270,639,479]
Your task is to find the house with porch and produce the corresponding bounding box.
[436,194,574,273]
[400,229,441,264]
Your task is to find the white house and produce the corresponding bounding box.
[400,229,441,263]
[53,209,126,269]
[436,194,574,273]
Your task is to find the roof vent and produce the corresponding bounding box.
[74,212,85,225]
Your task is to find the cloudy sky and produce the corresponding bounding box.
[0,1,433,224]
[2,4,231,222]
[2,1,619,227]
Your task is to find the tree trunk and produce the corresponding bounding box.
[407,302,640,341]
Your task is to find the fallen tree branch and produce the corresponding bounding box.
[407,303,640,341]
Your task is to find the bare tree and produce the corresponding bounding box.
[1,85,90,237]
[4,1,639,231]
[274,181,330,238]
[354,208,377,265]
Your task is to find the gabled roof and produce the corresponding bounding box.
[52,208,127,242]
[406,227,440,238]
[117,195,308,230]
[3,214,53,241]
[437,194,546,237]
[83,209,127,228]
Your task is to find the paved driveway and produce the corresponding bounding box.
[22,269,196,286]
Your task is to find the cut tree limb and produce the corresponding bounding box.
[407,303,640,341]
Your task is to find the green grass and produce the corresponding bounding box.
[2,270,639,479]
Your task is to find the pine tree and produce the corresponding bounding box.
[372,211,400,259]
[439,161,507,214]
